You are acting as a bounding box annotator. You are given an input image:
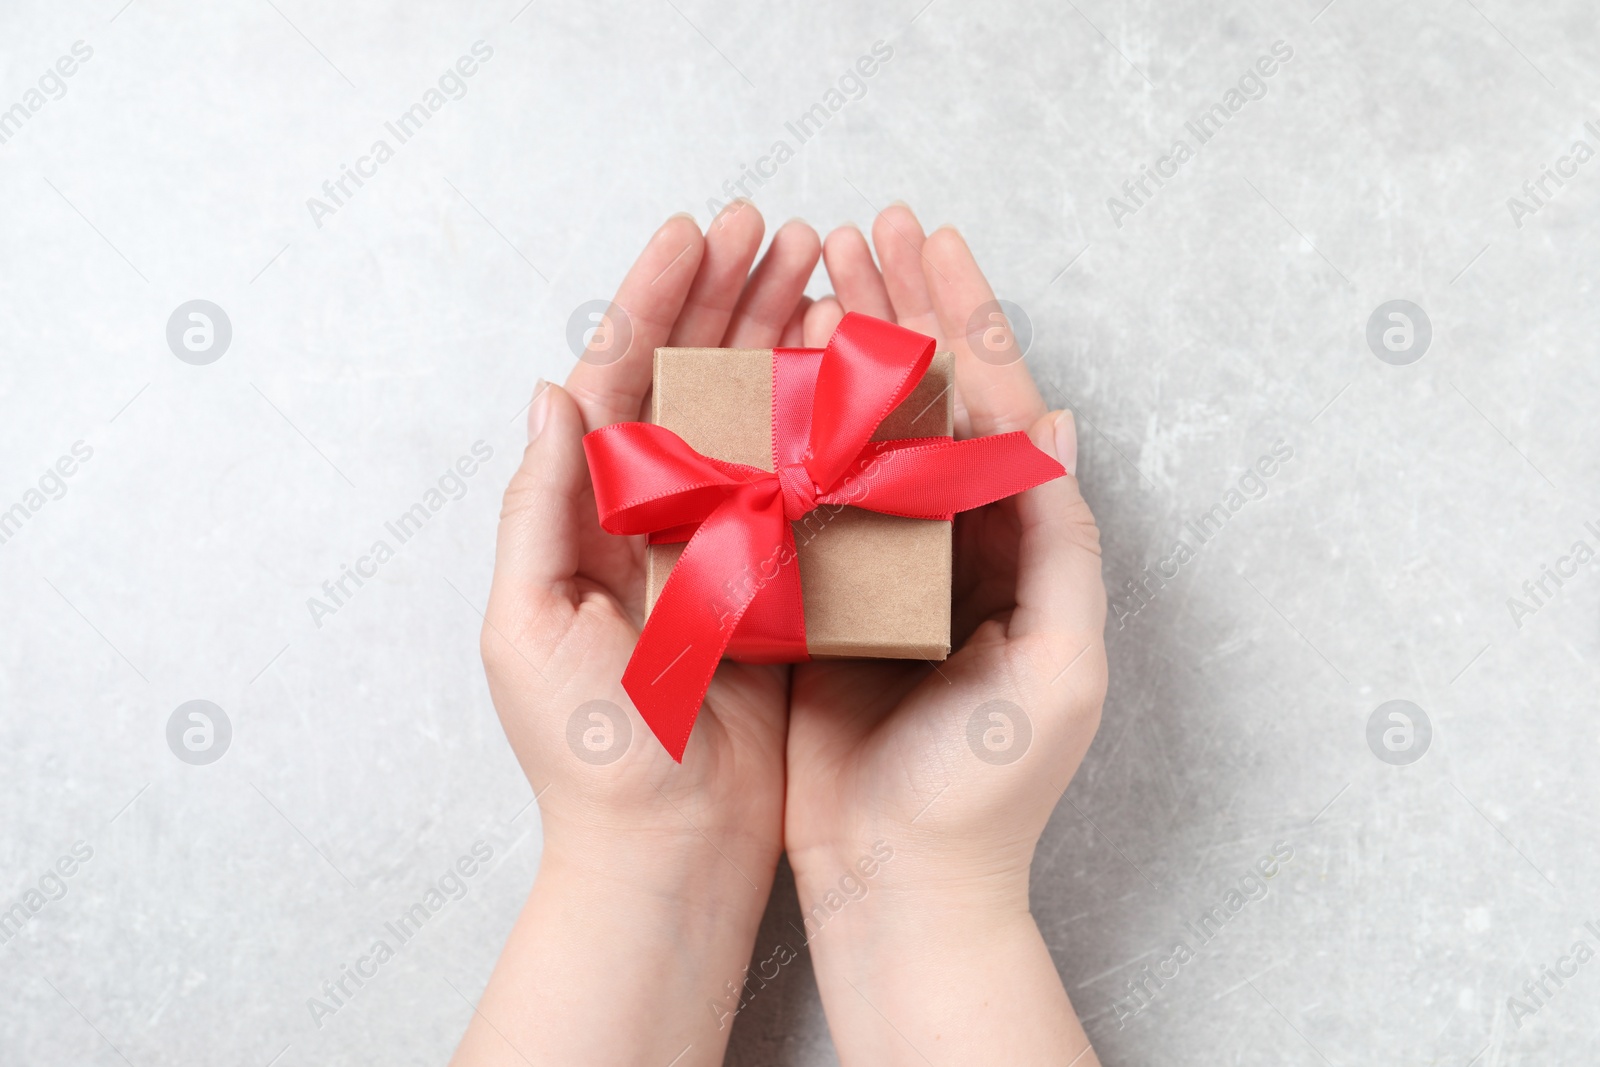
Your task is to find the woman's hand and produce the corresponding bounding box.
[784,206,1108,1066]
[454,203,822,1067]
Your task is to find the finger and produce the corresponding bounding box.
[780,296,813,347]
[565,215,704,430]
[723,219,822,348]
[872,207,974,434]
[870,204,939,339]
[488,382,589,622]
[667,200,764,346]
[802,295,843,348]
[1010,410,1106,644]
[822,223,893,320]
[922,225,1047,437]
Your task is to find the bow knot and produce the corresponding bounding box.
[776,462,820,521]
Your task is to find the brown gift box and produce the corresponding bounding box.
[645,347,955,660]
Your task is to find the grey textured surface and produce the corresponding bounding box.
[2,1,1597,1064]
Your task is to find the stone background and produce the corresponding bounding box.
[1,0,1596,1064]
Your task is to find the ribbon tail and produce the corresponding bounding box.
[621,482,786,761]
[723,519,808,662]
[827,432,1067,518]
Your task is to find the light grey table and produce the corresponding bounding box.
[2,1,1595,1063]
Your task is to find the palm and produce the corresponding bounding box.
[787,506,1051,862]
[490,440,788,818]
[784,208,1107,884]
[483,206,827,862]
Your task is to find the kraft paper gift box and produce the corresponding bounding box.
[644,346,956,660]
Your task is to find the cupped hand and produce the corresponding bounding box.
[785,206,1109,915]
[481,202,822,879]
[779,206,1108,1064]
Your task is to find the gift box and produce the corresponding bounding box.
[583,313,1064,760]
[645,345,955,660]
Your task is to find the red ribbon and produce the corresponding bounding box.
[582,313,1064,761]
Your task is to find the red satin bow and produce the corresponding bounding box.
[582,312,1064,761]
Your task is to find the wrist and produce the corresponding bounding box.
[792,862,1085,1067]
[539,825,779,924]
[501,833,780,1065]
[465,832,779,1067]
[790,833,1033,922]
[537,773,784,901]
[795,862,1035,966]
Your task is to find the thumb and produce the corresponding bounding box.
[488,381,590,620]
[1010,410,1106,641]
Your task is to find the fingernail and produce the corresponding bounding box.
[1053,410,1077,476]
[528,380,551,443]
[887,201,919,224]
[659,211,699,237]
[823,223,859,248]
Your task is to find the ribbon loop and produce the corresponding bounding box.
[804,314,936,489]
[582,313,1066,762]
